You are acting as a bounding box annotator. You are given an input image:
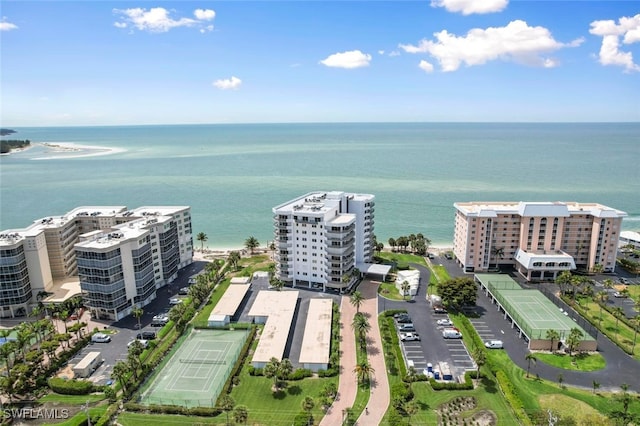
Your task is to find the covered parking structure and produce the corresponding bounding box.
[208,283,251,327]
[356,263,392,282]
[298,299,333,371]
[475,274,596,351]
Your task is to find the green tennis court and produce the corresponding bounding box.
[140,328,248,407]
[476,274,594,341]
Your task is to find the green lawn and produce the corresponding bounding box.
[192,279,231,327]
[573,297,640,359]
[534,352,606,371]
[43,406,107,426]
[376,252,427,267]
[229,367,335,425]
[378,282,404,301]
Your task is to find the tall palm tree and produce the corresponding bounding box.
[473,347,486,379]
[233,405,249,426]
[244,236,260,254]
[228,251,241,271]
[401,280,411,300]
[112,361,130,393]
[132,307,143,330]
[631,316,640,355]
[353,360,374,385]
[350,291,364,313]
[277,358,293,387]
[595,291,609,327]
[491,247,504,270]
[546,329,560,352]
[301,396,315,424]
[219,395,235,426]
[612,307,625,342]
[525,353,537,378]
[404,400,419,425]
[351,313,371,348]
[264,357,281,389]
[196,232,208,251]
[406,366,418,391]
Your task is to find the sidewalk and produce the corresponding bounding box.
[319,295,358,426]
[356,282,390,425]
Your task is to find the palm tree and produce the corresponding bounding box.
[132,307,143,330]
[169,303,187,331]
[612,307,625,342]
[264,357,281,390]
[591,263,604,274]
[491,247,504,270]
[244,236,259,254]
[525,353,537,378]
[196,232,208,251]
[301,396,315,425]
[603,278,615,292]
[218,395,235,425]
[233,405,249,425]
[388,238,396,252]
[350,291,364,313]
[406,366,418,391]
[353,360,374,385]
[556,271,573,296]
[565,327,584,357]
[351,313,371,349]
[546,329,560,353]
[473,347,486,379]
[277,358,293,387]
[595,291,609,327]
[112,361,130,393]
[228,251,241,271]
[127,340,144,381]
[631,316,640,355]
[401,281,411,300]
[404,400,419,425]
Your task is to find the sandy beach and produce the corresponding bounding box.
[32,142,127,160]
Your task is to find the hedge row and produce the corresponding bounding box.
[428,371,483,390]
[495,370,531,425]
[219,326,257,398]
[124,402,221,416]
[94,403,119,426]
[247,366,313,381]
[47,377,94,395]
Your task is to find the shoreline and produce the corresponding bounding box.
[32,142,127,160]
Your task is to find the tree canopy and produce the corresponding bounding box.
[437,277,477,309]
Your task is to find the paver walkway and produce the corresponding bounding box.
[356,281,390,425]
[320,295,358,426]
[320,282,390,425]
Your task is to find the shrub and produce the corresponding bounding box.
[289,368,313,380]
[317,368,338,377]
[495,370,531,425]
[47,377,93,395]
[249,367,264,376]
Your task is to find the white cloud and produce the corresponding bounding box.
[589,14,640,72]
[430,0,508,15]
[113,7,215,33]
[194,9,215,21]
[388,51,401,57]
[0,18,18,31]
[320,50,372,69]
[418,60,434,73]
[378,50,385,55]
[399,20,582,72]
[213,76,242,90]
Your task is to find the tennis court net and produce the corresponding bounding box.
[179,358,226,365]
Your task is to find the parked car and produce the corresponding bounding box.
[433,306,447,314]
[485,340,503,349]
[151,314,169,327]
[619,277,629,284]
[396,315,413,324]
[91,333,111,343]
[613,291,626,298]
[400,332,421,341]
[178,287,189,295]
[128,339,149,349]
[442,328,462,339]
[393,312,409,319]
[137,331,157,340]
[398,324,416,332]
[444,253,453,260]
[436,318,453,326]
[427,253,435,259]
[169,298,183,305]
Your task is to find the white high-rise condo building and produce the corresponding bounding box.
[273,191,375,292]
[453,201,626,281]
[0,206,193,319]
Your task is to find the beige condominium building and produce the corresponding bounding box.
[453,202,626,281]
[272,191,375,292]
[0,206,193,319]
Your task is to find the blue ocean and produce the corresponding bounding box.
[1,123,639,249]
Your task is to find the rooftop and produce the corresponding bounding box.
[249,290,299,364]
[299,299,332,366]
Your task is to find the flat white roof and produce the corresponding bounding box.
[454,201,626,219]
[230,277,250,285]
[211,283,251,317]
[327,214,356,226]
[249,290,299,364]
[620,231,640,243]
[299,299,332,366]
[514,249,576,270]
[357,263,392,276]
[74,351,101,369]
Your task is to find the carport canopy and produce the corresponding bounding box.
[356,263,392,281]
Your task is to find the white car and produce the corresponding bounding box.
[128,339,149,349]
[91,333,111,343]
[169,298,183,305]
[613,291,626,298]
[484,340,503,349]
[400,332,421,342]
[437,319,453,326]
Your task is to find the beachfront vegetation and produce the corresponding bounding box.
[244,236,260,254]
[387,233,431,256]
[0,139,30,154]
[437,276,478,309]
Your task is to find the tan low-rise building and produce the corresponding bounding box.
[453,202,626,281]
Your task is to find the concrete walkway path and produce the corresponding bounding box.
[320,295,358,426]
[356,281,390,426]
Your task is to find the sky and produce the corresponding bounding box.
[1,0,639,126]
